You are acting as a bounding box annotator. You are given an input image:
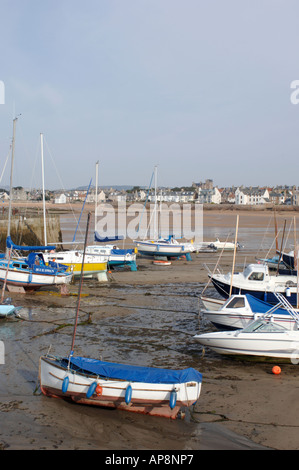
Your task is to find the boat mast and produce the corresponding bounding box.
[7,117,18,255]
[41,133,47,246]
[153,165,158,239]
[95,160,99,235]
[229,214,239,296]
[69,211,91,362]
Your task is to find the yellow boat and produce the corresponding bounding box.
[43,250,108,281]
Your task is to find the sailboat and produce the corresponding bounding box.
[86,162,137,271]
[39,213,202,419]
[40,154,108,281]
[0,120,73,293]
[133,166,195,260]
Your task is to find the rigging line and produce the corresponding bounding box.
[136,169,154,237]
[43,136,80,229]
[261,228,281,261]
[72,178,92,243]
[0,146,11,184]
[21,135,41,221]
[256,213,273,257]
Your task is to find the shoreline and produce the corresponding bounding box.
[2,200,299,214]
[0,210,298,450]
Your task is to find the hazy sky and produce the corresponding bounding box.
[0,0,299,190]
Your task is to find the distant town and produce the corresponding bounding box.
[1,179,299,206]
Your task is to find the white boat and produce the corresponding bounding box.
[201,294,299,331]
[39,212,202,419]
[197,238,242,252]
[133,166,194,260]
[200,295,225,311]
[210,262,299,306]
[0,237,73,292]
[195,294,299,362]
[134,237,195,260]
[86,243,137,272]
[43,249,108,281]
[39,355,202,419]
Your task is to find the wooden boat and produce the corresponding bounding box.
[39,355,202,419]
[39,212,202,418]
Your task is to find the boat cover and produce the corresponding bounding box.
[111,249,133,255]
[94,232,124,243]
[246,294,291,316]
[6,236,55,252]
[65,356,202,384]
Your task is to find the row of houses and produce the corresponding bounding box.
[1,183,299,206]
[54,185,298,206]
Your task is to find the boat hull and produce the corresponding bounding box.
[39,356,202,419]
[203,309,297,331]
[210,276,299,306]
[43,252,108,279]
[0,265,73,291]
[194,330,299,362]
[134,241,193,259]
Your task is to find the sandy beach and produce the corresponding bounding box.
[0,207,299,451]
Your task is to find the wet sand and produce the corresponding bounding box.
[0,208,299,451]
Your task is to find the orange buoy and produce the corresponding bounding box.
[96,384,103,396]
[272,366,281,375]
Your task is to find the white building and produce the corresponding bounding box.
[197,187,221,204]
[235,187,270,205]
[54,193,67,204]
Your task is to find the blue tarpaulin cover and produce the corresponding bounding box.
[6,236,55,252]
[94,231,124,243]
[111,249,133,255]
[66,356,202,384]
[246,294,290,316]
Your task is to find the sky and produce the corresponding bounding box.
[0,0,299,190]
